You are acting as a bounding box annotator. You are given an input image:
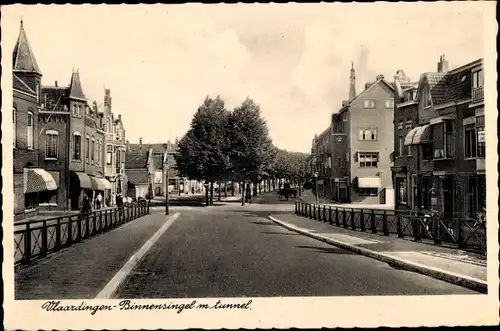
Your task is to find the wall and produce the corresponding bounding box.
[349,82,394,203]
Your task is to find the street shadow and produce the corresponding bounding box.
[294,245,356,255]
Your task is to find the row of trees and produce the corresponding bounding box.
[174,96,311,206]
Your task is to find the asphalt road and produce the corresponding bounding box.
[115,207,475,298]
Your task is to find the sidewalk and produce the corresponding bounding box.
[16,206,118,224]
[268,213,487,293]
[299,190,394,210]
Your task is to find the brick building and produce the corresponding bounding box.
[393,55,485,220]
[329,64,396,205]
[13,20,58,220]
[125,141,154,199]
[311,127,332,198]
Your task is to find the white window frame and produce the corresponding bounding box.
[472,70,484,88]
[423,85,431,108]
[398,135,404,157]
[73,132,82,160]
[27,111,34,149]
[363,100,376,109]
[358,187,378,196]
[91,137,96,164]
[359,128,378,141]
[358,152,379,168]
[464,123,477,160]
[45,130,59,159]
[107,145,113,165]
[385,99,394,109]
[73,104,77,117]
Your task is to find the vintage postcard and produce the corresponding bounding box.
[2,2,499,330]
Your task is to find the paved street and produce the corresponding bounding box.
[15,191,476,299]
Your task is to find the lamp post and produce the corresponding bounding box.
[314,171,319,205]
[164,159,169,215]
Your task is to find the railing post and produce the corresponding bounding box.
[370,209,377,233]
[432,214,441,245]
[77,215,82,241]
[382,210,389,235]
[55,217,62,250]
[328,206,333,224]
[323,206,327,222]
[93,212,97,236]
[457,214,465,249]
[313,205,317,220]
[295,201,298,214]
[397,212,403,238]
[24,223,32,263]
[342,209,347,228]
[40,220,48,257]
[335,207,340,226]
[360,209,366,232]
[351,209,356,230]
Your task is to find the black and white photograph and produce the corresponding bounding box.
[2,2,498,329]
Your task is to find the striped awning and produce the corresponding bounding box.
[90,176,112,190]
[358,177,382,188]
[24,168,58,193]
[412,125,432,144]
[404,127,419,146]
[73,172,92,189]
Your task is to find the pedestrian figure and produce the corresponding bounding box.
[96,192,103,209]
[116,194,123,208]
[80,193,92,218]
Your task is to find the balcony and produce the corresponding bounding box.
[472,86,484,104]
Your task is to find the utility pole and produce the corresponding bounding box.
[164,157,169,215]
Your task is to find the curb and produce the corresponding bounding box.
[268,215,488,294]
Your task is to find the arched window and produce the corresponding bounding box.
[73,104,77,117]
[73,132,82,160]
[86,135,90,162]
[27,111,34,149]
[13,107,17,148]
[46,130,59,159]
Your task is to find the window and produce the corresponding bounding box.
[385,99,394,108]
[363,100,376,109]
[359,128,378,141]
[476,115,485,158]
[445,120,455,158]
[73,105,77,117]
[359,152,379,167]
[407,144,412,156]
[91,138,95,163]
[86,136,90,162]
[397,121,403,130]
[422,145,433,161]
[398,135,404,156]
[73,132,81,160]
[422,85,431,107]
[46,130,59,159]
[337,157,342,168]
[85,105,90,116]
[13,108,16,147]
[472,70,484,88]
[107,145,113,165]
[36,83,40,103]
[397,178,408,205]
[432,123,445,158]
[464,123,477,159]
[405,120,413,129]
[98,141,102,165]
[27,111,34,149]
[116,148,121,167]
[359,188,378,196]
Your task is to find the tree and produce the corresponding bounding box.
[228,98,276,205]
[174,96,231,205]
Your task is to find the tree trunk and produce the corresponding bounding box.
[246,183,251,202]
[224,181,227,198]
[241,182,246,206]
[210,181,214,205]
[205,182,209,206]
[218,181,222,202]
[258,182,262,195]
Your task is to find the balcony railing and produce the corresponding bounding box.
[472,86,484,104]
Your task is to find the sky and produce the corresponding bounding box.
[3,3,487,153]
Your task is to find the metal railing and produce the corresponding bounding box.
[294,201,486,254]
[14,201,149,266]
[472,86,484,104]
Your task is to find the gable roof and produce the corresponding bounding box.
[12,21,41,74]
[13,74,36,95]
[125,169,149,185]
[125,146,150,169]
[69,70,87,100]
[336,79,395,115]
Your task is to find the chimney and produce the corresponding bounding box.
[55,80,58,87]
[376,74,385,80]
[437,54,449,73]
[118,114,122,121]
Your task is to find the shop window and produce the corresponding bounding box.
[358,188,378,196]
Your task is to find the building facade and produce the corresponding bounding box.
[125,142,154,199]
[13,20,60,220]
[311,127,332,198]
[102,89,127,204]
[394,55,485,220]
[328,65,396,205]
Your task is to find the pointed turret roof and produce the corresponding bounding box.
[12,20,41,74]
[69,69,87,100]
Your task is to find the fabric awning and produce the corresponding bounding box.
[90,176,112,190]
[73,172,92,189]
[412,125,432,144]
[24,168,58,193]
[357,177,382,188]
[404,127,419,146]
